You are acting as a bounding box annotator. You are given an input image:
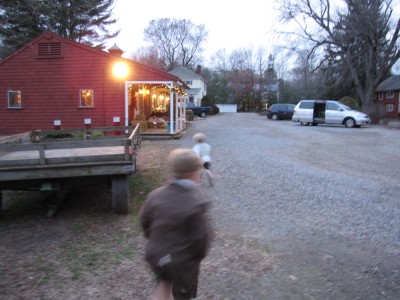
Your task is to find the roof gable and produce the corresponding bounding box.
[0,32,183,84]
[169,67,205,81]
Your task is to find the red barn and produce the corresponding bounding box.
[0,32,188,135]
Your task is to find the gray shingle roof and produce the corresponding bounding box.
[169,67,204,81]
[376,75,400,91]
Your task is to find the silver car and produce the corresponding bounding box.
[292,100,370,128]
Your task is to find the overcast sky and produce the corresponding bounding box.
[107,0,400,73]
[107,0,282,62]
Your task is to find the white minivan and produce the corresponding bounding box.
[292,100,371,128]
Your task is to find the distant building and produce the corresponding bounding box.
[374,75,400,118]
[169,66,207,107]
[254,82,280,103]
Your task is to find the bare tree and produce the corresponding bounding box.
[279,0,400,118]
[209,47,285,109]
[132,45,164,69]
[143,18,208,71]
[272,49,290,81]
[290,50,327,99]
[255,48,269,103]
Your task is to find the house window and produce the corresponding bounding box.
[37,42,62,58]
[378,92,384,101]
[185,80,192,85]
[386,91,394,99]
[80,89,94,107]
[8,90,22,108]
[386,104,394,112]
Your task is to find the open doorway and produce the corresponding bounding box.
[313,101,326,123]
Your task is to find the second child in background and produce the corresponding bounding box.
[192,132,214,186]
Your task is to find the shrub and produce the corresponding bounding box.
[340,96,360,110]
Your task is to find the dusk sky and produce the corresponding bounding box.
[108,0,400,73]
[108,0,281,62]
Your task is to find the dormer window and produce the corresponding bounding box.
[37,42,62,58]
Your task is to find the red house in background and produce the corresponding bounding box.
[374,75,400,119]
[0,32,188,135]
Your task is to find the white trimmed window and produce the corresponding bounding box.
[8,90,22,108]
[378,92,384,101]
[386,104,394,112]
[80,89,94,107]
[386,91,394,99]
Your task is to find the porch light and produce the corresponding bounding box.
[113,62,129,79]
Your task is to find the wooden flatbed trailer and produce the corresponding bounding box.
[0,125,140,214]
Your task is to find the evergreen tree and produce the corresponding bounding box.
[0,0,118,57]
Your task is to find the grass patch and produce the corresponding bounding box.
[130,168,168,214]
[53,226,139,281]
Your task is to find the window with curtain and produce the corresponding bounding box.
[80,89,94,107]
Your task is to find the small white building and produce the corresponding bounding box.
[169,66,207,107]
[216,104,237,113]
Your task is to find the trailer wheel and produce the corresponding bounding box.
[111,175,130,214]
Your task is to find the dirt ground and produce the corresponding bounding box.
[0,139,273,300]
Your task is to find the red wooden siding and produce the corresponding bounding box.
[374,91,400,118]
[0,32,183,135]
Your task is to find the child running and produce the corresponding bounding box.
[192,132,214,186]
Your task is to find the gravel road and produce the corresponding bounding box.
[183,113,400,299]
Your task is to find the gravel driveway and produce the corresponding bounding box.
[186,113,400,299]
[1,112,399,299]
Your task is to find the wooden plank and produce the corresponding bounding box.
[0,146,126,164]
[39,144,45,165]
[34,126,135,140]
[0,143,43,152]
[43,139,126,150]
[0,159,41,167]
[45,154,127,164]
[0,132,32,144]
[0,163,134,182]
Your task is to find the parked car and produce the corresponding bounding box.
[186,103,213,118]
[267,104,295,120]
[292,100,370,128]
